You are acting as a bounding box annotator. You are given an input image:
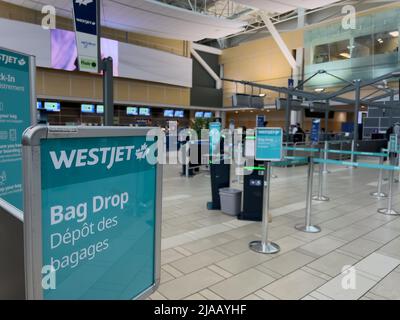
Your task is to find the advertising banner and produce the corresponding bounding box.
[255,128,283,162]
[311,119,321,143]
[23,127,162,300]
[0,48,33,210]
[73,0,100,73]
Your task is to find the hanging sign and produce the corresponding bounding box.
[73,0,101,73]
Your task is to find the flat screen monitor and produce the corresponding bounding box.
[164,110,174,117]
[305,109,334,119]
[96,105,104,114]
[204,112,212,118]
[174,110,184,118]
[81,104,95,114]
[127,107,138,116]
[139,108,151,116]
[44,102,61,112]
[37,102,43,110]
[195,112,204,118]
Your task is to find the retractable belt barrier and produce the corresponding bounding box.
[313,158,399,171]
[281,147,400,234]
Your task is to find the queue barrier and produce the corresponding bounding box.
[313,158,400,171]
[283,147,320,153]
[322,149,388,158]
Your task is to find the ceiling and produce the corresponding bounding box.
[5,0,345,41]
[3,0,246,41]
[234,0,342,13]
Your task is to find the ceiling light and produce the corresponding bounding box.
[340,52,351,59]
[390,31,399,37]
[378,38,384,44]
[259,93,266,97]
[314,88,325,93]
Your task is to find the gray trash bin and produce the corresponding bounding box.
[219,188,242,216]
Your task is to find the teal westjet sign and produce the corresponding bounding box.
[23,128,162,300]
[0,48,33,210]
[255,128,283,162]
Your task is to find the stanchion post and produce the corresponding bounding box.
[378,153,399,216]
[249,162,280,254]
[313,149,330,202]
[371,156,387,199]
[185,142,189,178]
[296,157,321,233]
[349,140,355,168]
[323,140,330,174]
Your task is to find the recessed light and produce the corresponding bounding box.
[390,31,399,37]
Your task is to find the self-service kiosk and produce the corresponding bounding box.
[237,135,264,221]
[238,164,264,221]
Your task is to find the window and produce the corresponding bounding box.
[352,35,373,58]
[313,40,350,64]
[313,44,329,64]
[330,40,351,61]
[374,30,399,55]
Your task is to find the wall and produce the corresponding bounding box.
[0,1,191,107]
[36,68,190,106]
[220,30,303,108]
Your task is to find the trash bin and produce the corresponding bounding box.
[219,188,242,216]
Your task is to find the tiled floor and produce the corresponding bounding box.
[150,160,400,300]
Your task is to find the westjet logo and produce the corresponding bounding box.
[0,53,26,66]
[49,145,148,170]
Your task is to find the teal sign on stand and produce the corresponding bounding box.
[209,122,222,159]
[389,134,398,153]
[255,128,283,162]
[0,48,33,210]
[23,127,162,300]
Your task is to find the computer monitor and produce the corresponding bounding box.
[174,110,184,118]
[81,104,95,113]
[204,112,212,118]
[37,101,43,110]
[164,110,174,117]
[96,105,104,114]
[195,112,204,118]
[44,102,61,112]
[139,108,151,116]
[126,107,138,116]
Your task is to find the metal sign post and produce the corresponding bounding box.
[313,149,329,202]
[249,162,279,254]
[378,152,399,216]
[249,128,282,255]
[22,126,162,300]
[103,57,114,126]
[296,157,321,233]
[370,155,388,199]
